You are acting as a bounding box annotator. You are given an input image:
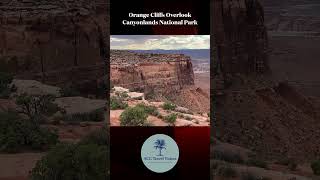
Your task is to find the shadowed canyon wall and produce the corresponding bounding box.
[0,0,108,89]
[212,0,320,160]
[213,0,269,84]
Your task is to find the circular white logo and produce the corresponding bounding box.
[141,134,179,173]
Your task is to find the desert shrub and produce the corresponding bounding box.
[30,143,108,180]
[246,158,268,169]
[135,103,159,116]
[30,128,109,180]
[59,85,81,97]
[120,106,148,126]
[311,160,320,175]
[110,96,128,110]
[162,102,176,111]
[164,113,177,125]
[0,72,14,98]
[16,94,61,121]
[0,112,58,153]
[60,108,105,123]
[217,166,237,178]
[213,149,244,164]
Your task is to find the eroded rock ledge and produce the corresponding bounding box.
[110,50,194,94]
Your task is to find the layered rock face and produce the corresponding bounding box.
[212,0,320,160]
[0,0,108,88]
[110,50,194,94]
[213,0,269,82]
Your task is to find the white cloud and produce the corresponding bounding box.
[110,35,210,50]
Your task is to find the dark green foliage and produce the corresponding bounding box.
[110,96,128,110]
[135,103,159,116]
[164,113,177,125]
[311,160,320,175]
[213,149,244,164]
[0,112,58,153]
[120,106,148,126]
[16,94,61,121]
[217,166,237,178]
[0,72,13,98]
[30,143,108,180]
[162,102,177,111]
[60,108,104,123]
[30,129,109,180]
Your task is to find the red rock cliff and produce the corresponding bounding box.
[110,50,195,94]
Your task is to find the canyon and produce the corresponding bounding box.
[0,0,108,94]
[212,0,320,179]
[110,50,210,114]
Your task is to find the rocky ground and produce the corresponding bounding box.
[110,86,210,126]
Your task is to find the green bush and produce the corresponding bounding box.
[162,102,176,111]
[213,149,244,164]
[30,128,109,180]
[16,94,61,121]
[0,112,58,153]
[110,96,128,110]
[30,143,108,180]
[120,106,148,126]
[217,166,237,178]
[164,113,177,125]
[60,108,104,123]
[135,103,159,116]
[311,160,320,175]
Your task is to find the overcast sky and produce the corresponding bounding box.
[110,35,210,50]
